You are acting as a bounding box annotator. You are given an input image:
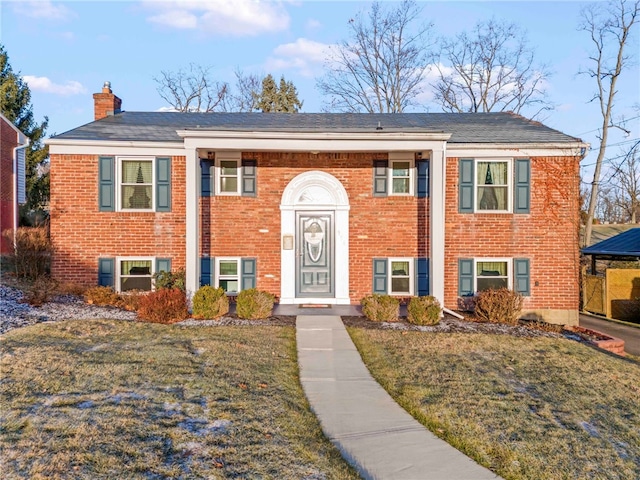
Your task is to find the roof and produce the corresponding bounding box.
[582,224,640,247]
[582,227,640,257]
[50,111,583,145]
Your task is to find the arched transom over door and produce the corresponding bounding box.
[280,171,350,305]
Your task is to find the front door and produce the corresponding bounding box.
[296,211,334,297]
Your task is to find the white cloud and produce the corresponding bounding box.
[13,0,74,21]
[23,76,87,96]
[142,0,290,36]
[306,18,322,30]
[266,38,332,77]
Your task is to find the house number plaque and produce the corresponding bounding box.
[282,234,294,250]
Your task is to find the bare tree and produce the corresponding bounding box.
[582,0,640,245]
[433,18,552,118]
[603,142,640,223]
[154,64,229,112]
[317,0,434,113]
[224,68,262,112]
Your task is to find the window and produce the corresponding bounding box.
[459,258,530,297]
[218,159,239,194]
[216,258,240,294]
[390,259,412,294]
[120,158,153,210]
[391,161,411,194]
[118,258,154,292]
[476,260,510,291]
[476,161,509,211]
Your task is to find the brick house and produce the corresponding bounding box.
[47,83,586,324]
[0,113,29,254]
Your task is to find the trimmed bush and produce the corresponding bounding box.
[474,288,523,325]
[2,226,51,279]
[407,296,441,326]
[361,294,399,322]
[84,286,120,306]
[192,286,229,320]
[137,288,188,324]
[153,269,186,292]
[236,288,275,319]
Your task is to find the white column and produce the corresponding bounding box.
[185,147,199,298]
[430,144,446,306]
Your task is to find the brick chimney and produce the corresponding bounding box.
[93,81,122,120]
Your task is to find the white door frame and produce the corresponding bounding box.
[280,171,350,304]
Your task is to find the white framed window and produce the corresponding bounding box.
[117,257,154,292]
[476,159,511,212]
[117,157,154,211]
[389,258,414,295]
[215,153,243,195]
[475,258,512,292]
[389,158,414,196]
[215,257,240,294]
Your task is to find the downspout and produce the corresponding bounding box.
[12,138,30,252]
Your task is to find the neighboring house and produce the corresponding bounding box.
[47,83,587,324]
[0,113,29,254]
[582,224,639,247]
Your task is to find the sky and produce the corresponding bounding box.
[1,0,639,184]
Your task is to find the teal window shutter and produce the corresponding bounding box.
[373,160,388,197]
[201,160,214,197]
[200,257,214,286]
[242,159,257,197]
[373,258,388,294]
[415,258,429,295]
[459,159,474,213]
[416,160,429,198]
[156,258,171,274]
[98,156,115,211]
[155,157,171,212]
[241,258,257,290]
[98,258,115,287]
[514,258,530,296]
[458,259,474,296]
[514,159,531,214]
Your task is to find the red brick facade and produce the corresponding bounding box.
[0,116,26,254]
[50,154,186,285]
[49,149,580,322]
[444,156,581,315]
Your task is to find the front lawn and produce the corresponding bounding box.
[348,329,640,480]
[0,320,359,479]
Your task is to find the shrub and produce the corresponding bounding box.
[116,291,144,311]
[407,296,441,326]
[85,286,120,307]
[474,288,524,325]
[137,288,188,324]
[236,289,275,319]
[153,269,186,292]
[2,226,51,279]
[22,276,59,306]
[192,286,229,320]
[361,294,399,322]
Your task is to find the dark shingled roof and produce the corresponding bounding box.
[582,228,640,257]
[50,111,583,144]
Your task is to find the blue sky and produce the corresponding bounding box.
[2,0,639,181]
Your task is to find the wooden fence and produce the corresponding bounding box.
[583,269,640,321]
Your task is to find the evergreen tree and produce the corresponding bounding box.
[254,74,302,113]
[0,44,49,219]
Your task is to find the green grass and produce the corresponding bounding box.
[348,329,640,480]
[0,320,360,479]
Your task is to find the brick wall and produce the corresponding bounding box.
[50,149,579,313]
[1,119,18,254]
[49,154,186,286]
[444,156,581,313]
[202,152,428,302]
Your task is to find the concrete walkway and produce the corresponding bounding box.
[296,315,500,480]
